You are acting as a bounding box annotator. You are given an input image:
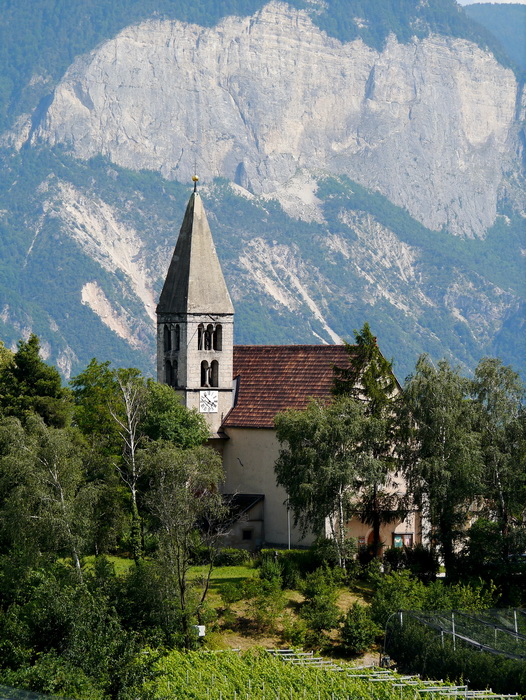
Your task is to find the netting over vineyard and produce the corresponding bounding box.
[390,609,526,660]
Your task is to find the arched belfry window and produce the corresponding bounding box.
[210,360,219,387]
[204,324,213,350]
[165,359,173,386]
[201,361,209,387]
[198,324,204,350]
[163,325,171,352]
[213,325,222,351]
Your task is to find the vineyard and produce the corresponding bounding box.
[143,649,521,699]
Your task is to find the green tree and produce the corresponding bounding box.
[142,379,209,448]
[143,442,225,648]
[71,361,209,562]
[401,355,482,576]
[471,358,525,556]
[0,415,96,577]
[275,397,368,569]
[0,334,72,427]
[333,323,402,556]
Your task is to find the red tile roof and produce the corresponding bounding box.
[222,345,352,429]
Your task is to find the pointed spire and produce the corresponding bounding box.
[157,188,234,315]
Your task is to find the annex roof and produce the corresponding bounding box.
[222,344,352,429]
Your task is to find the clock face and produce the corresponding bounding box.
[200,390,218,413]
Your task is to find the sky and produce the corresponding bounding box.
[457,0,526,4]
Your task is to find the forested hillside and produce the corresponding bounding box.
[464,2,526,72]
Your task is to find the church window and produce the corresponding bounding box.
[172,324,180,351]
[163,325,171,352]
[201,361,209,387]
[210,360,219,387]
[165,359,173,386]
[198,324,204,350]
[242,529,253,541]
[213,324,222,351]
[204,324,213,350]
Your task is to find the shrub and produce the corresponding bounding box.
[383,547,407,573]
[405,545,439,583]
[259,557,282,584]
[341,602,379,655]
[215,548,252,567]
[249,578,286,633]
[370,571,426,627]
[300,568,340,634]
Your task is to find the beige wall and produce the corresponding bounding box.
[221,426,421,551]
[221,427,315,547]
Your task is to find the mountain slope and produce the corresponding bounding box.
[0,0,524,381]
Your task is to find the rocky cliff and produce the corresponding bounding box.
[27,1,520,239]
[0,1,524,381]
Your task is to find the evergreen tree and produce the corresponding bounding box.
[0,334,72,427]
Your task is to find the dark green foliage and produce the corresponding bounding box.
[215,547,252,567]
[0,335,73,427]
[341,602,379,655]
[401,356,483,576]
[385,614,526,695]
[333,324,397,415]
[300,568,341,635]
[142,379,209,448]
[383,545,440,583]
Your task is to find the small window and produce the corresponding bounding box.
[204,324,213,350]
[242,530,253,541]
[210,360,219,387]
[201,360,209,387]
[213,324,222,351]
[173,324,180,351]
[163,325,171,352]
[197,324,204,350]
[165,359,172,386]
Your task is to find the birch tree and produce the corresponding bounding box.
[471,357,525,555]
[275,397,369,569]
[401,355,482,576]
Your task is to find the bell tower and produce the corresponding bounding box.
[156,178,234,434]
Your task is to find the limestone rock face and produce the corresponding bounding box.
[30,1,519,238]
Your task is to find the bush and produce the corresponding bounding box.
[405,545,439,583]
[383,547,407,573]
[215,548,252,567]
[341,602,379,655]
[370,571,498,629]
[259,557,282,584]
[300,568,340,634]
[249,577,286,634]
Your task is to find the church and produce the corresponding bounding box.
[156,183,420,551]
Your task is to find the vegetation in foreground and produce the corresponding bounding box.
[0,331,523,697]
